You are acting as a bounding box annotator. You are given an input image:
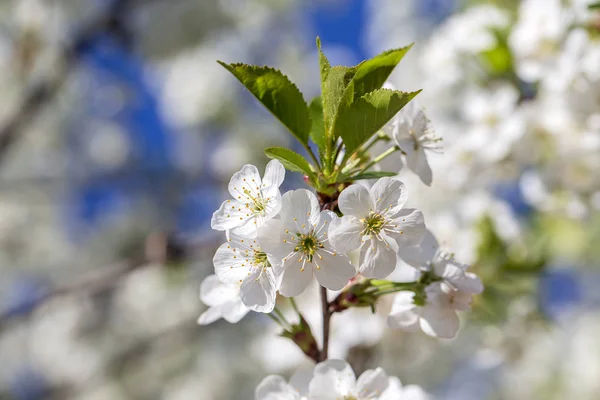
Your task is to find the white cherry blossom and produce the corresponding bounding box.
[387,282,473,339]
[211,159,285,237]
[213,232,280,313]
[328,178,426,279]
[197,275,249,325]
[258,189,356,297]
[307,359,429,400]
[391,102,441,186]
[255,369,312,400]
[400,230,484,292]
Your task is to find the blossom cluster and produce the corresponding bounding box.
[256,359,430,400]
[199,147,483,339]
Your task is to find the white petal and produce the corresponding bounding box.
[220,298,249,324]
[359,237,397,279]
[309,359,356,399]
[356,368,389,398]
[459,272,484,294]
[199,275,237,307]
[387,209,426,249]
[262,159,285,191]
[241,268,277,313]
[197,306,222,325]
[258,219,294,260]
[327,215,363,254]
[401,385,432,400]
[280,189,320,233]
[211,200,251,231]
[213,241,250,284]
[370,177,407,216]
[380,377,404,400]
[398,230,439,267]
[231,216,259,238]
[279,256,314,297]
[313,249,356,290]
[405,147,432,186]
[419,304,459,339]
[338,184,374,218]
[262,191,282,222]
[255,375,299,400]
[228,164,262,203]
[387,292,420,331]
[289,368,314,397]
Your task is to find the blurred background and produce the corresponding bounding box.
[0,0,599,399]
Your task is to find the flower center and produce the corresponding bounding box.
[251,250,270,269]
[294,230,323,262]
[362,212,386,235]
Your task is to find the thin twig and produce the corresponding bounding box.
[319,285,331,361]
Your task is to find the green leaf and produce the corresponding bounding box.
[308,97,326,152]
[344,171,398,182]
[218,62,311,145]
[348,45,413,101]
[589,1,600,10]
[264,147,314,175]
[334,88,421,155]
[322,66,356,133]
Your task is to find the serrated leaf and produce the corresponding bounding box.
[322,66,356,133]
[316,37,330,94]
[334,88,421,155]
[308,97,326,152]
[348,45,413,101]
[264,147,314,175]
[218,62,311,145]
[344,171,398,182]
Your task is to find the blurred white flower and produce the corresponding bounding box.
[211,160,285,237]
[390,103,441,186]
[328,178,426,279]
[308,359,429,400]
[213,232,279,313]
[259,190,356,296]
[197,274,248,325]
[255,369,312,400]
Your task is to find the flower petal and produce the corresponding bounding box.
[211,200,251,232]
[197,306,223,325]
[309,359,356,399]
[401,385,432,400]
[313,249,356,291]
[359,237,397,279]
[220,298,249,324]
[380,377,404,400]
[280,189,320,233]
[240,267,277,313]
[279,256,314,297]
[338,184,374,218]
[356,368,389,398]
[199,275,237,307]
[370,177,407,216]
[387,208,426,249]
[289,368,313,397]
[328,215,363,254]
[398,230,439,267]
[405,147,432,186]
[387,291,420,331]
[419,304,459,339]
[255,375,299,400]
[213,241,251,285]
[262,159,285,193]
[228,164,262,203]
[258,219,294,261]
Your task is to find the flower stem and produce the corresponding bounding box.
[290,297,300,315]
[319,285,331,361]
[305,144,321,171]
[273,306,292,329]
[357,145,400,174]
